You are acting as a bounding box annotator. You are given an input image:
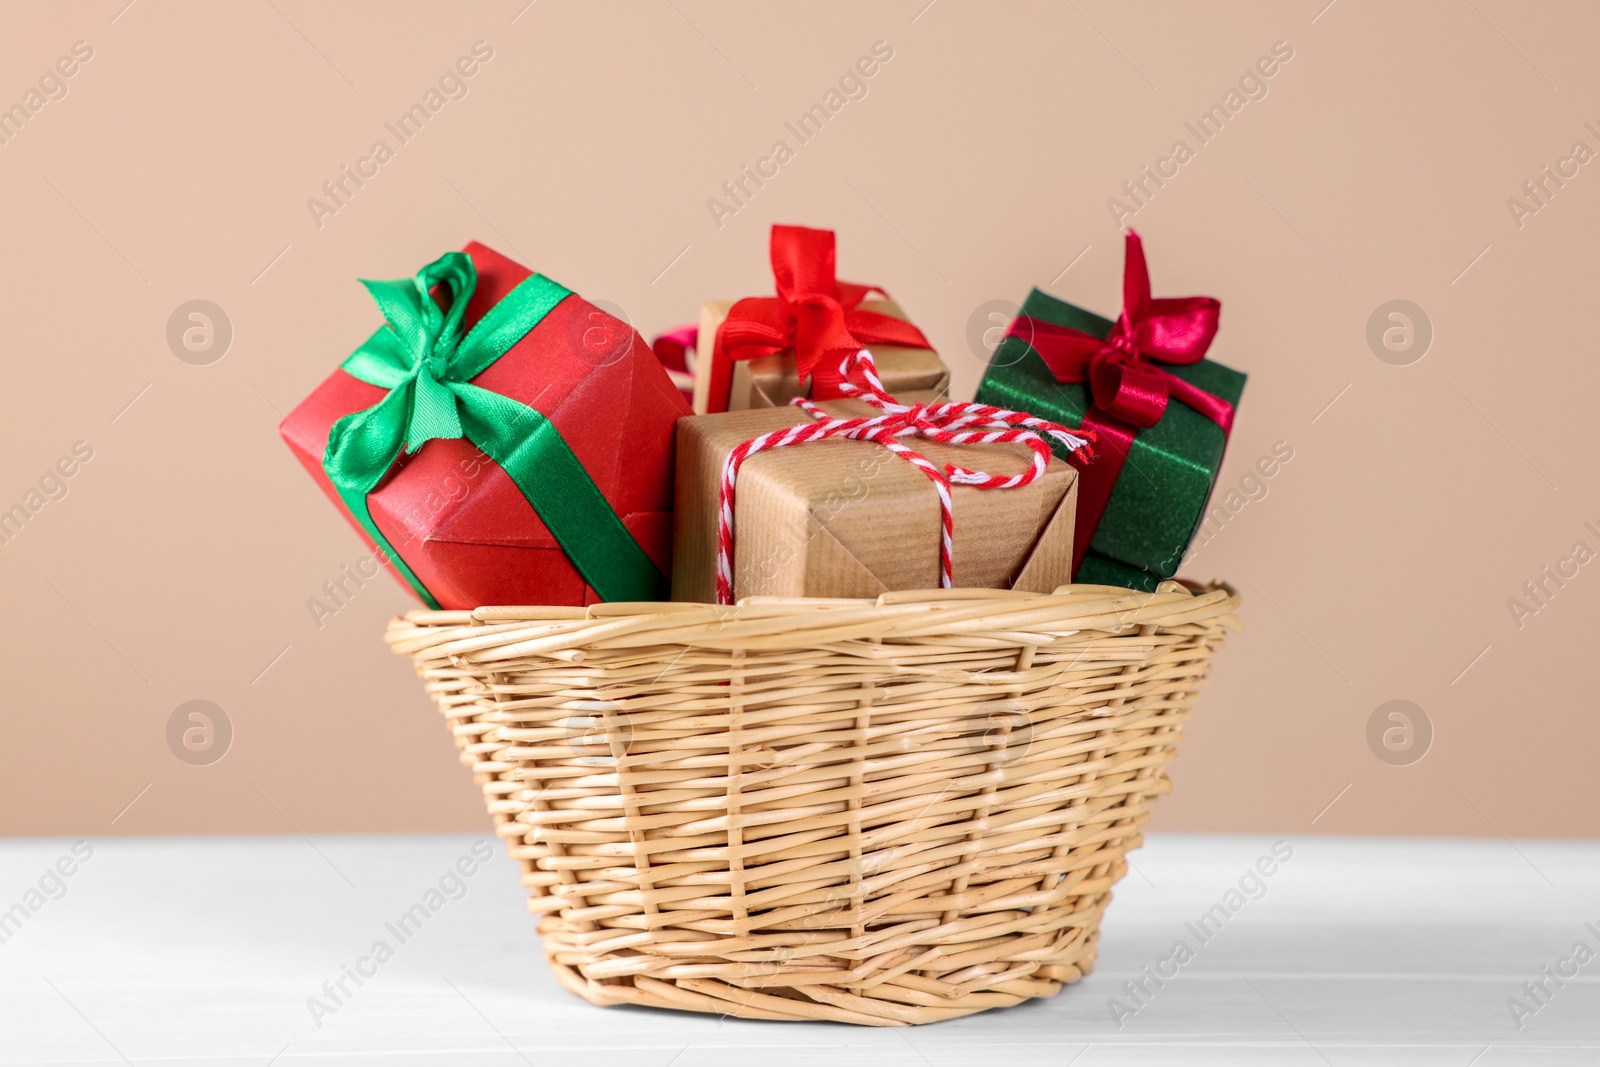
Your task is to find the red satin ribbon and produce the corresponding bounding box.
[650,324,698,406]
[704,224,933,414]
[1004,230,1229,575]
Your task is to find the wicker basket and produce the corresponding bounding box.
[386,581,1240,1026]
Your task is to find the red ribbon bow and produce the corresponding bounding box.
[1004,230,1230,575]
[704,225,933,414]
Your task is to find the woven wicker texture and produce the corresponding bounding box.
[387,582,1240,1025]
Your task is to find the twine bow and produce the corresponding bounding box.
[704,224,934,413]
[715,351,1093,605]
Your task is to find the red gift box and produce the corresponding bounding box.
[280,242,690,609]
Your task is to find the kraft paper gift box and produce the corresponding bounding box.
[692,297,950,414]
[689,223,950,415]
[280,241,690,610]
[975,232,1246,592]
[672,400,1080,603]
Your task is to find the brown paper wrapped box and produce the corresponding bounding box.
[673,401,1079,603]
[691,298,950,414]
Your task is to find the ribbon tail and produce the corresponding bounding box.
[803,347,854,400]
[322,385,442,609]
[706,297,791,414]
[1166,373,1236,434]
[455,384,665,601]
[704,321,737,415]
[1068,409,1137,577]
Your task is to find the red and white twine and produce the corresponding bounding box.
[715,349,1095,604]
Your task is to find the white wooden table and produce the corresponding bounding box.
[2,834,1595,1065]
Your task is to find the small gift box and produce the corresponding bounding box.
[280,242,690,610]
[975,231,1246,591]
[672,353,1087,604]
[688,224,950,414]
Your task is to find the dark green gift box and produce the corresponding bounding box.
[975,287,1246,592]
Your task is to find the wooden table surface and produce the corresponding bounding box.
[2,833,1596,1065]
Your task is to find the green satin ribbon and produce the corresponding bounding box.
[321,251,663,608]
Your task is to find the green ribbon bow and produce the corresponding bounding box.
[322,251,663,608]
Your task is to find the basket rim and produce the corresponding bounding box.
[385,580,1240,658]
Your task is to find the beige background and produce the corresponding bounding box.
[2,0,1596,839]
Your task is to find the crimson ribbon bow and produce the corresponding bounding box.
[1004,229,1230,574]
[704,224,934,414]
